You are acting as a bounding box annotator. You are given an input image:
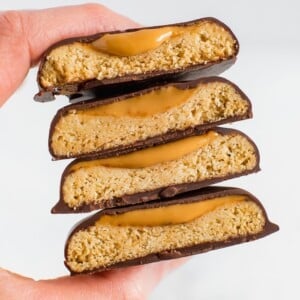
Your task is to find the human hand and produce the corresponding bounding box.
[0,4,186,299]
[0,260,186,299]
[0,3,137,106]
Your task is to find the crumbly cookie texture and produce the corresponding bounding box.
[51,81,249,157]
[66,200,265,273]
[62,133,257,209]
[40,21,236,87]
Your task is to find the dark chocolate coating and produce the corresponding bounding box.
[49,76,252,160]
[64,186,279,275]
[34,17,239,102]
[52,127,260,213]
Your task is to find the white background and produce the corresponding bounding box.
[0,0,299,299]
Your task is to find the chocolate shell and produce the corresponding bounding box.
[34,17,239,102]
[52,127,260,213]
[49,77,252,160]
[64,187,279,275]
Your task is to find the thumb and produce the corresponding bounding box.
[0,267,37,299]
[0,4,138,106]
[0,259,187,300]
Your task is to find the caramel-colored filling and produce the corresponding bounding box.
[62,133,257,209]
[80,86,197,117]
[40,20,237,88]
[70,131,219,170]
[92,27,174,56]
[51,81,250,158]
[97,195,245,226]
[66,200,266,273]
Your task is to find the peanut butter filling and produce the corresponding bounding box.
[92,27,175,56]
[66,199,266,273]
[96,195,246,226]
[50,81,250,159]
[70,131,219,170]
[40,20,237,88]
[78,86,197,118]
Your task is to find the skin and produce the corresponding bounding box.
[0,4,187,299]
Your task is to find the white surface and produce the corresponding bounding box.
[0,0,299,299]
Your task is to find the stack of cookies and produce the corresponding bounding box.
[35,17,278,275]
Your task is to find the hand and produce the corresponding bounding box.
[0,4,186,299]
[0,260,186,299]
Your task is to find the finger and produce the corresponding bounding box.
[0,4,138,106]
[19,4,139,65]
[39,259,188,299]
[0,259,187,299]
[0,267,37,299]
[102,258,189,299]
